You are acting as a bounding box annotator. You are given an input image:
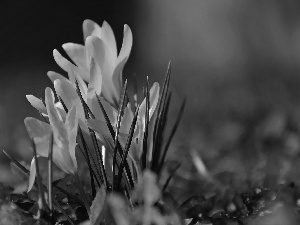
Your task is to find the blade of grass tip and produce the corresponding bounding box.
[3,150,75,224]
[96,93,134,188]
[75,80,109,190]
[151,62,171,170]
[48,132,54,223]
[157,98,186,175]
[142,77,150,169]
[113,80,128,191]
[116,105,139,190]
[31,138,48,212]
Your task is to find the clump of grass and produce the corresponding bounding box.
[3,58,185,224]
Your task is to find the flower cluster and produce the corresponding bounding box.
[25,19,160,192]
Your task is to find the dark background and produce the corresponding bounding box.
[0,0,135,65]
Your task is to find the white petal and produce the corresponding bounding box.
[45,88,68,142]
[86,36,117,104]
[65,106,78,170]
[53,49,77,73]
[54,79,80,110]
[62,43,90,82]
[46,89,77,174]
[52,145,74,174]
[129,123,144,161]
[27,158,36,192]
[87,58,102,106]
[101,21,118,61]
[83,20,118,62]
[111,57,128,102]
[54,79,87,133]
[26,95,47,115]
[83,19,102,41]
[55,101,67,121]
[86,36,115,76]
[118,25,133,64]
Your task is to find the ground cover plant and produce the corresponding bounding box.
[1,18,300,225]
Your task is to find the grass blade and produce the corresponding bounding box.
[142,77,150,169]
[116,105,139,190]
[113,80,128,190]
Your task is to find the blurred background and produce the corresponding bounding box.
[2,0,300,198]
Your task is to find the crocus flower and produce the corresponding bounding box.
[27,19,132,139]
[25,88,78,192]
[52,19,132,107]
